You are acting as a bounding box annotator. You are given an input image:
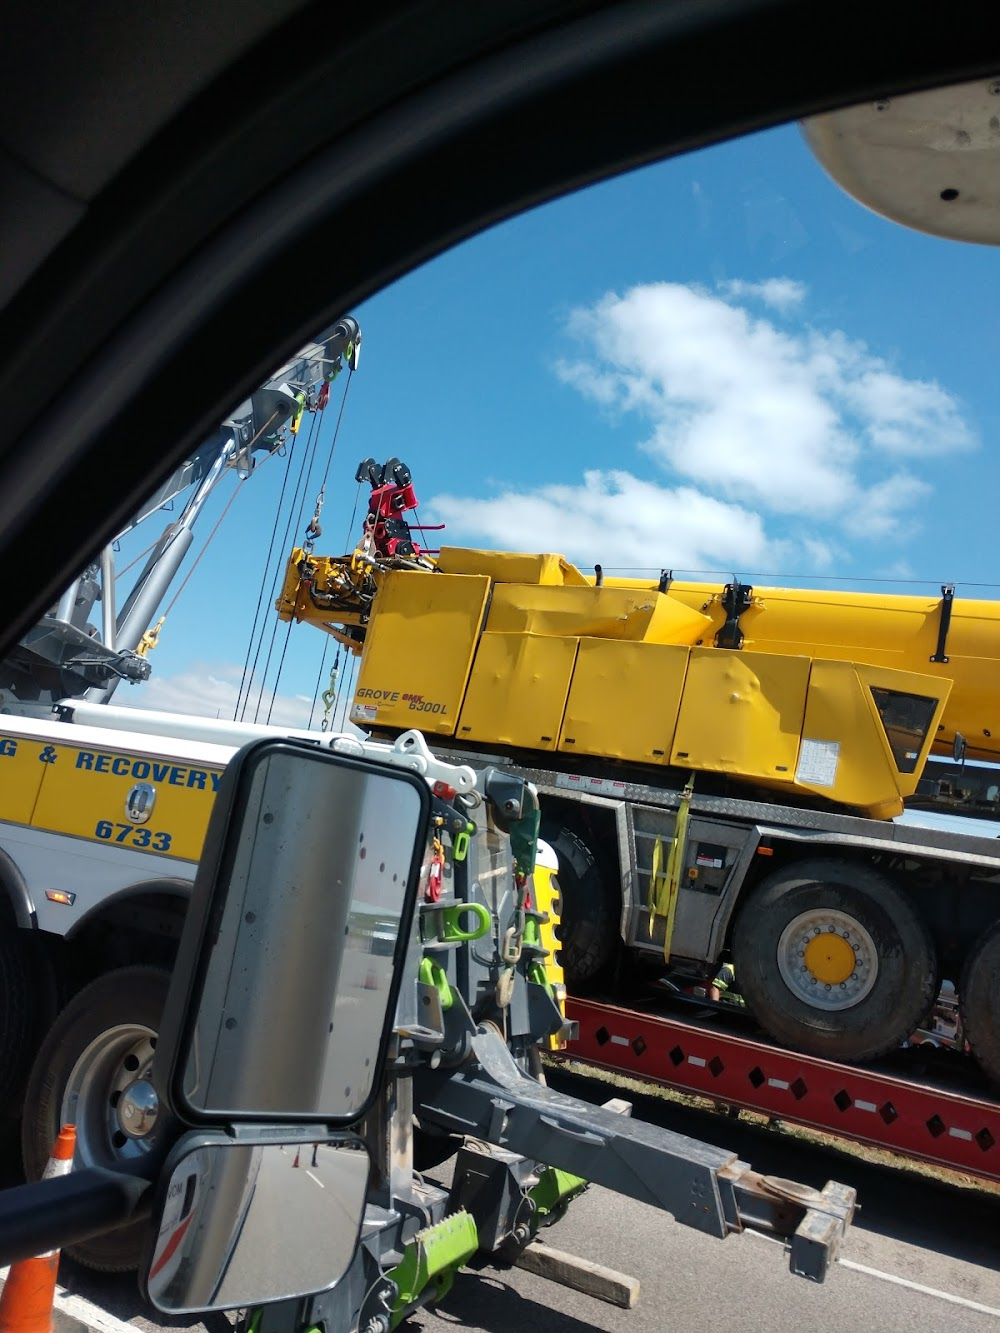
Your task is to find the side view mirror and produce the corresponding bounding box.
[156,737,430,1124]
[142,1130,369,1314]
[134,736,437,1312]
[0,737,439,1289]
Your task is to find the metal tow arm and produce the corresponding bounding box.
[415,1023,855,1283]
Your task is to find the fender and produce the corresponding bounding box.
[61,875,193,942]
[0,843,37,929]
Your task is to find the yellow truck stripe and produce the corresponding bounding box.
[0,732,221,863]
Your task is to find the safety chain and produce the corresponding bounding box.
[496,875,529,1009]
[320,655,340,731]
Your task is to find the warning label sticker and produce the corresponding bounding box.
[351,704,378,723]
[555,773,627,795]
[796,738,840,787]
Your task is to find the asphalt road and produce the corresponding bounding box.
[21,1069,1000,1333]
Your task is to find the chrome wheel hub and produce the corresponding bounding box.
[61,1024,159,1167]
[117,1078,159,1138]
[776,908,879,1011]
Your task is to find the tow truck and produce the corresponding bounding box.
[0,725,864,1317]
[0,315,858,1312]
[1,719,860,1321]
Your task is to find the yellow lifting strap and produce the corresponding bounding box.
[647,775,694,961]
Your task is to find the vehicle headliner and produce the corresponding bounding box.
[1,1,997,657]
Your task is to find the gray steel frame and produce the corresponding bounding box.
[435,745,1000,970]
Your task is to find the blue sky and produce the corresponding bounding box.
[111,116,1000,731]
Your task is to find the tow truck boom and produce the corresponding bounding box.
[3,317,360,714]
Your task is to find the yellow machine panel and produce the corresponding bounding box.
[457,633,578,750]
[671,650,811,782]
[610,576,999,763]
[349,569,489,735]
[436,547,589,586]
[784,660,951,819]
[559,639,690,763]
[275,548,370,631]
[27,738,220,861]
[0,730,50,824]
[294,531,959,818]
[484,582,710,645]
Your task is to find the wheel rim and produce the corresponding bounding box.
[60,1024,160,1168]
[776,908,879,1011]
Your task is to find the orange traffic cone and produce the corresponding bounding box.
[292,1148,300,1168]
[0,1125,76,1333]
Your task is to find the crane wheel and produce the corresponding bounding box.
[732,858,937,1062]
[960,920,1000,1086]
[540,824,618,990]
[22,965,171,1272]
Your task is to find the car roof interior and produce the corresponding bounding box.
[2,0,998,659]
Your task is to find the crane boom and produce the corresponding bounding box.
[3,317,360,716]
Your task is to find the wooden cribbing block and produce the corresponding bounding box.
[515,1242,640,1308]
[601,1097,633,1116]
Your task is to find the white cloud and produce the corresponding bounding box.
[557,282,974,521]
[842,473,931,539]
[720,277,807,311]
[429,470,784,572]
[843,367,974,457]
[879,558,916,581]
[805,329,974,457]
[117,661,339,731]
[558,284,856,515]
[800,536,837,569]
[428,280,976,574]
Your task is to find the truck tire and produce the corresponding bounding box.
[540,825,618,990]
[412,1123,463,1171]
[960,919,1000,1086]
[0,923,47,1119]
[22,966,170,1273]
[731,858,936,1063]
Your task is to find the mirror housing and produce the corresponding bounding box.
[137,731,481,1314]
[141,1130,369,1314]
[154,737,431,1125]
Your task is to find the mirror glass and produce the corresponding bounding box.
[180,742,428,1120]
[145,1134,369,1313]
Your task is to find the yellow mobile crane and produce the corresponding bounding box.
[276,461,1000,1084]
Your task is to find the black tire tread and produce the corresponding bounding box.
[0,924,36,1117]
[22,965,171,1273]
[960,918,1000,1087]
[540,824,618,989]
